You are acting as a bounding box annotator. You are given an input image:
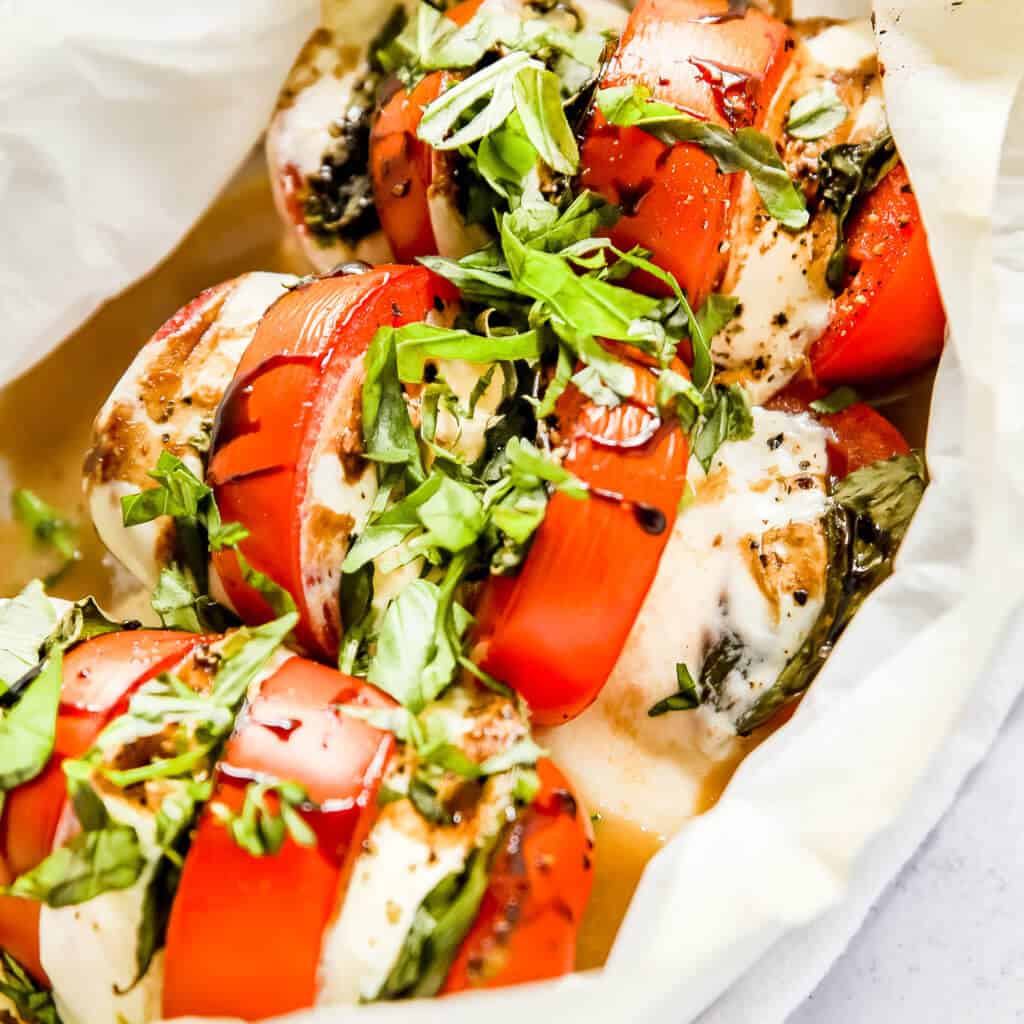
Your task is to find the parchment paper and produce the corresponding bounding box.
[2,1,1022,1021]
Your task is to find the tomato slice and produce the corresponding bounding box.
[0,630,198,984]
[370,0,485,262]
[208,266,456,660]
[811,164,945,384]
[473,358,689,724]
[442,759,593,992]
[580,0,792,307]
[162,658,394,1021]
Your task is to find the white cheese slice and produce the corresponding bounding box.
[317,811,469,1005]
[803,18,876,72]
[39,800,163,1024]
[86,271,294,590]
[541,409,829,837]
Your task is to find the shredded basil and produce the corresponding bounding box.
[810,386,860,415]
[0,951,61,1024]
[211,780,316,858]
[786,83,848,141]
[818,130,899,290]
[597,84,809,230]
[692,384,755,472]
[648,662,700,716]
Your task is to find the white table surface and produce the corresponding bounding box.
[790,691,1024,1021]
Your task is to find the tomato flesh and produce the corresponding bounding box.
[474,359,689,724]
[0,630,197,984]
[442,759,593,992]
[580,0,792,307]
[162,658,394,1021]
[208,266,455,660]
[811,164,945,384]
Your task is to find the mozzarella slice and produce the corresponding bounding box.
[40,799,164,1024]
[541,409,829,837]
[714,20,885,404]
[85,272,294,589]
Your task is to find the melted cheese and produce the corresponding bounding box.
[86,271,294,589]
[541,409,829,837]
[714,20,886,404]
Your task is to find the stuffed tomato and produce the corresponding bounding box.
[0,622,593,1023]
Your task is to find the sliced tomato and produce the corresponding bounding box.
[811,164,945,384]
[162,658,394,1021]
[370,0,486,262]
[0,630,197,984]
[443,759,593,992]
[208,266,456,660]
[580,0,792,308]
[473,358,689,724]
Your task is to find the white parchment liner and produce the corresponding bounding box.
[2,0,1022,1021]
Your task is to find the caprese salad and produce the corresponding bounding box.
[0,0,942,1020]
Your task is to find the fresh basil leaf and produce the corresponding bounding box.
[0,650,61,791]
[692,384,754,472]
[208,613,299,713]
[417,476,487,552]
[211,780,316,858]
[151,566,209,633]
[648,662,700,716]
[0,580,56,690]
[512,64,579,175]
[695,293,740,344]
[597,84,809,230]
[121,452,210,526]
[809,386,860,415]
[818,130,898,290]
[475,115,539,199]
[0,950,60,1024]
[7,823,144,907]
[393,323,541,382]
[786,83,848,140]
[655,368,703,431]
[11,489,80,581]
[505,437,587,499]
[419,52,535,151]
[363,327,426,479]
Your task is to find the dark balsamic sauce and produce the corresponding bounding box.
[688,56,759,130]
[590,487,668,536]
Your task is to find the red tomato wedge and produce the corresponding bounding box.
[370,0,485,262]
[811,164,945,384]
[162,658,394,1022]
[208,266,456,660]
[580,0,792,308]
[443,759,593,993]
[473,358,689,724]
[0,630,197,983]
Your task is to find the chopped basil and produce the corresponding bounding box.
[818,130,899,290]
[809,386,860,415]
[0,650,61,793]
[786,83,848,140]
[6,816,144,907]
[0,580,56,690]
[655,368,704,431]
[597,84,809,230]
[648,662,700,716]
[122,452,296,624]
[363,327,426,479]
[0,951,60,1024]
[692,384,754,472]
[512,64,579,175]
[695,293,740,344]
[211,780,316,857]
[389,322,541,383]
[11,488,80,583]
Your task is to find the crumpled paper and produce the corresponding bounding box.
[2,0,1023,1022]
[0,0,318,383]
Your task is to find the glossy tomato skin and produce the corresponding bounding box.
[442,759,593,992]
[580,0,793,307]
[162,658,394,1022]
[474,358,689,724]
[0,630,198,983]
[811,164,945,384]
[208,266,457,660]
